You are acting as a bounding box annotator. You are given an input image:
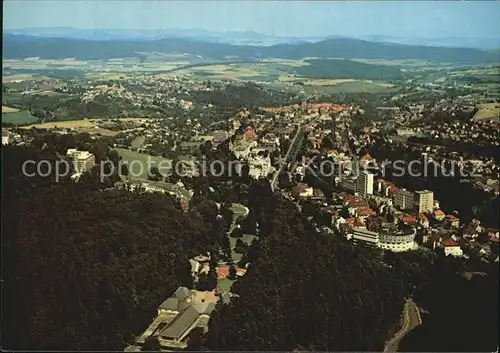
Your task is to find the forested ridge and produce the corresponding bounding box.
[2,145,220,350]
[2,143,497,351]
[203,186,410,351]
[4,33,498,64]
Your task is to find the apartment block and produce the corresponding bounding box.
[66,149,96,174]
[356,171,374,196]
[394,189,414,210]
[414,190,434,215]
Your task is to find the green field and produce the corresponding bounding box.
[303,80,398,94]
[115,148,172,180]
[2,110,38,125]
[294,59,404,81]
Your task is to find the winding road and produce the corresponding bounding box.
[384,299,422,353]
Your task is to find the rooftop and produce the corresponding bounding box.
[441,238,459,247]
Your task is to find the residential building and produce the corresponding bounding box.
[432,209,445,221]
[350,227,380,246]
[356,171,374,196]
[414,190,434,215]
[66,149,96,173]
[348,224,418,252]
[394,189,414,210]
[292,184,314,198]
[2,130,9,145]
[441,239,463,257]
[379,227,418,252]
[444,214,460,228]
[135,286,225,351]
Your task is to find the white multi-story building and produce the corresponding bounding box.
[66,149,96,173]
[356,171,374,196]
[414,190,434,215]
[348,226,418,252]
[379,228,418,252]
[394,189,414,210]
[248,155,274,179]
[350,227,380,246]
[2,130,10,145]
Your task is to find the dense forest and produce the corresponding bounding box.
[400,255,499,352]
[2,138,498,351]
[2,145,221,350]
[202,182,411,351]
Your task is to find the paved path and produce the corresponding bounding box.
[384,299,422,353]
[271,123,301,191]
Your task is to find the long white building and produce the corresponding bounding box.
[349,226,418,252]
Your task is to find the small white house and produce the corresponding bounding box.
[441,239,463,257]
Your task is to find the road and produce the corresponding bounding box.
[384,299,422,353]
[270,123,302,191]
[271,116,320,191]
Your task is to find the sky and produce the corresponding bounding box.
[3,0,500,39]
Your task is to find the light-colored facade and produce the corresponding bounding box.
[443,243,463,257]
[67,149,96,173]
[378,229,418,252]
[350,227,379,246]
[292,184,314,198]
[248,155,274,179]
[2,130,9,145]
[356,172,374,196]
[349,226,418,252]
[414,190,434,215]
[394,189,414,210]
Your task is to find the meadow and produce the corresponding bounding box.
[2,106,20,113]
[2,110,38,125]
[474,103,500,121]
[303,80,397,94]
[20,118,147,135]
[115,148,172,180]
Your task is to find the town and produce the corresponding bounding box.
[3,1,499,352]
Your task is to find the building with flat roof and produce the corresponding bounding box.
[394,189,414,211]
[136,286,224,350]
[356,171,374,196]
[2,130,10,145]
[348,226,418,252]
[414,190,434,215]
[66,149,96,174]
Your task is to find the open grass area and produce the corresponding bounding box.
[20,118,147,135]
[2,110,38,125]
[303,80,397,94]
[115,148,172,180]
[474,103,500,121]
[130,136,146,149]
[2,106,20,113]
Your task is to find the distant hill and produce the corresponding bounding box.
[2,33,498,64]
[5,27,499,49]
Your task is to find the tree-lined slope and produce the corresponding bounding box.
[3,34,498,64]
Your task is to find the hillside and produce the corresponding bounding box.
[3,34,498,64]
